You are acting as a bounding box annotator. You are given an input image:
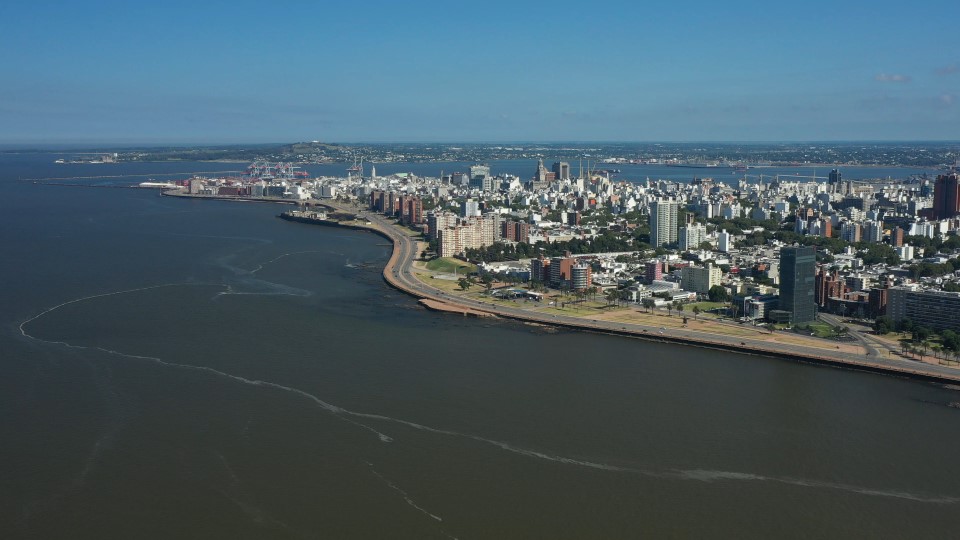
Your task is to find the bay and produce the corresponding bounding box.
[1,156,958,539]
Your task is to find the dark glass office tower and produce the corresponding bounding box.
[780,246,817,324]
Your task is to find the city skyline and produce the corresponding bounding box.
[2,1,958,144]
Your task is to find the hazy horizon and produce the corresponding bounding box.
[3,1,958,143]
[3,139,960,152]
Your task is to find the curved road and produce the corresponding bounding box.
[331,201,960,384]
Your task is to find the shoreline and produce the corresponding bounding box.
[160,190,960,385]
[307,200,960,385]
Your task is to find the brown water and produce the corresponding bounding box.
[2,156,959,539]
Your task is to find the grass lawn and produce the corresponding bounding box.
[413,273,468,293]
[425,257,477,274]
[800,321,841,339]
[686,301,728,312]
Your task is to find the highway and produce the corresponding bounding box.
[325,200,960,384]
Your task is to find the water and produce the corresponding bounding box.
[19,153,941,187]
[2,155,959,538]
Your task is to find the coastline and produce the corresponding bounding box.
[310,199,960,385]
[163,190,960,385]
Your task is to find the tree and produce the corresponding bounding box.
[458,278,471,291]
[642,298,656,312]
[873,316,893,335]
[675,301,685,316]
[708,285,730,302]
[605,289,619,307]
[897,318,914,334]
[692,305,701,320]
[942,330,960,352]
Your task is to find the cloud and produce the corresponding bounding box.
[874,73,911,82]
[936,63,959,76]
[939,93,956,108]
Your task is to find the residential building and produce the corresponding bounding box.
[680,263,722,294]
[679,223,707,251]
[840,221,861,243]
[888,287,960,332]
[649,198,678,247]
[570,264,592,290]
[645,261,664,283]
[531,257,550,283]
[718,229,732,253]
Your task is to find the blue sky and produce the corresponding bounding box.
[2,0,958,143]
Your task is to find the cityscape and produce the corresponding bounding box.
[169,155,960,369]
[5,1,960,538]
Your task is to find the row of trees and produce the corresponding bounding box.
[906,258,960,279]
[874,316,960,361]
[465,232,647,263]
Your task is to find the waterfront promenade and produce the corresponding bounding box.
[309,198,960,385]
[162,190,960,384]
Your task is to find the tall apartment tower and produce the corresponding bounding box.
[679,223,706,251]
[780,246,817,324]
[649,198,679,247]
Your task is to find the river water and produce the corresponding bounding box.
[2,155,959,538]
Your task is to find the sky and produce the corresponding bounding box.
[1,0,958,144]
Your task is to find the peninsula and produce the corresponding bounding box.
[157,154,960,385]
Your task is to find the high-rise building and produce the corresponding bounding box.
[552,161,571,181]
[460,199,479,218]
[644,261,663,283]
[828,169,841,193]
[863,220,883,242]
[680,263,721,294]
[549,257,575,288]
[840,221,861,243]
[570,264,592,290]
[649,198,678,247]
[502,220,530,244]
[718,229,732,253]
[932,173,960,220]
[815,266,849,308]
[780,246,817,324]
[888,287,960,332]
[530,257,550,283]
[679,223,707,251]
[891,227,905,247]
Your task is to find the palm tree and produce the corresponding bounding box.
[587,286,599,302]
[642,298,655,313]
[692,305,701,320]
[666,303,673,317]
[605,289,619,307]
[675,302,685,316]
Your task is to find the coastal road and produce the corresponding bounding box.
[326,200,960,384]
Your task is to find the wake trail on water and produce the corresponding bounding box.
[366,462,457,538]
[248,250,327,274]
[17,285,960,506]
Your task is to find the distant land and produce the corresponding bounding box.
[4,141,960,168]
